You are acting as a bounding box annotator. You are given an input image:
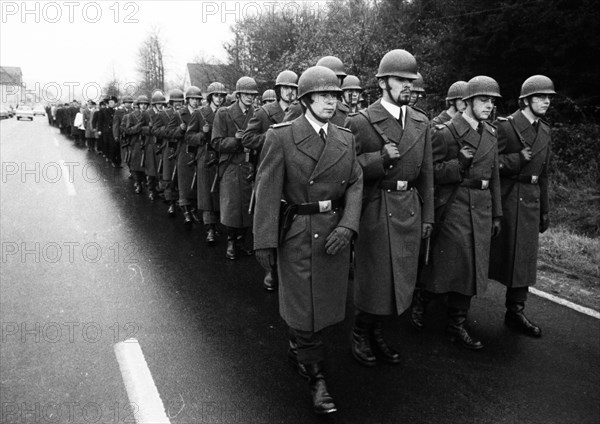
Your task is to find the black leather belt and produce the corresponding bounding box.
[460,178,490,190]
[379,180,415,191]
[510,175,539,184]
[292,199,343,215]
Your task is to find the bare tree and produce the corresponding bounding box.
[137,27,166,94]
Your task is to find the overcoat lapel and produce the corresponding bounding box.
[293,116,324,163]
[397,108,426,159]
[311,126,347,179]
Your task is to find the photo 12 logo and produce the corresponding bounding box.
[1,1,140,24]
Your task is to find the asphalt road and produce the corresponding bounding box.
[1,116,599,424]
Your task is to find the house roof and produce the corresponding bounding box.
[187,63,237,92]
[0,66,23,85]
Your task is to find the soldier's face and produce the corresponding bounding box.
[212,94,225,108]
[188,98,200,109]
[526,94,551,117]
[306,92,337,121]
[140,104,148,111]
[280,86,297,103]
[239,93,256,107]
[108,100,116,108]
[125,102,133,109]
[172,101,183,110]
[469,96,495,121]
[455,99,467,112]
[380,77,412,106]
[344,90,360,105]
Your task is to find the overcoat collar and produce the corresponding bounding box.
[292,115,347,179]
[450,113,496,163]
[511,109,549,156]
[228,101,253,130]
[263,101,285,124]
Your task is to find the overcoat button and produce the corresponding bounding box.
[314,234,319,239]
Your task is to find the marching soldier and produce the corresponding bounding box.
[96,96,117,163]
[431,81,468,127]
[177,86,202,225]
[157,89,185,216]
[212,77,258,260]
[488,75,555,338]
[414,76,503,350]
[113,96,134,169]
[254,66,362,415]
[187,82,227,244]
[340,75,363,114]
[242,69,299,290]
[145,91,167,201]
[283,56,348,125]
[85,100,98,152]
[408,72,426,108]
[123,95,151,194]
[346,49,434,367]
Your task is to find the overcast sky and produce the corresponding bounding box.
[2,0,328,101]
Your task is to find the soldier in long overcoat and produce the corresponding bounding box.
[416,76,503,350]
[254,66,362,415]
[96,97,116,162]
[431,81,468,127]
[489,75,555,338]
[211,77,257,260]
[345,49,434,367]
[123,95,151,194]
[243,70,299,291]
[176,87,201,225]
[144,91,166,201]
[156,89,185,216]
[113,96,133,168]
[186,82,227,244]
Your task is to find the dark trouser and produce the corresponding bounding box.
[289,327,324,364]
[110,137,121,166]
[419,290,472,311]
[133,171,145,185]
[355,310,390,327]
[146,175,157,194]
[202,211,219,225]
[86,138,96,151]
[506,286,529,307]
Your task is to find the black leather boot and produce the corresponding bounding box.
[226,236,238,260]
[205,225,216,245]
[134,182,142,194]
[182,206,193,225]
[304,362,337,415]
[410,290,431,330]
[263,270,278,291]
[505,302,542,337]
[287,338,308,380]
[371,321,401,364]
[351,322,376,367]
[167,202,177,216]
[447,308,483,350]
[191,208,201,223]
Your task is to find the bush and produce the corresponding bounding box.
[550,123,600,186]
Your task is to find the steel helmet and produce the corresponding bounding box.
[151,91,167,105]
[376,49,419,80]
[412,72,425,93]
[122,95,134,103]
[136,95,150,105]
[185,86,203,99]
[207,82,227,96]
[316,56,347,78]
[297,66,342,99]
[235,77,259,94]
[463,76,502,100]
[262,89,277,102]
[519,75,556,99]
[446,81,469,101]
[168,88,185,103]
[275,70,299,88]
[341,75,362,91]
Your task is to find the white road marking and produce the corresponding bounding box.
[114,339,171,424]
[530,287,600,319]
[60,160,77,196]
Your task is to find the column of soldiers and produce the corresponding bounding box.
[47,52,555,415]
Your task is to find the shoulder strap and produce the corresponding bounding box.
[359,109,393,144]
[444,121,464,148]
[507,116,527,147]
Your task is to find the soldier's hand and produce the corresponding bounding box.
[325,227,353,255]
[97,131,101,135]
[539,214,550,233]
[520,147,533,162]
[458,146,474,169]
[203,123,210,133]
[381,143,400,165]
[235,130,245,139]
[422,223,433,239]
[255,248,276,270]
[492,218,502,238]
[180,123,187,131]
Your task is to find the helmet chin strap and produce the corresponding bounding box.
[305,100,329,124]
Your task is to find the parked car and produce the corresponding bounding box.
[0,106,9,119]
[16,106,34,121]
[33,105,46,116]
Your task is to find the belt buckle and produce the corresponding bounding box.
[318,200,332,213]
[531,175,538,184]
[481,180,489,190]
[396,180,408,191]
